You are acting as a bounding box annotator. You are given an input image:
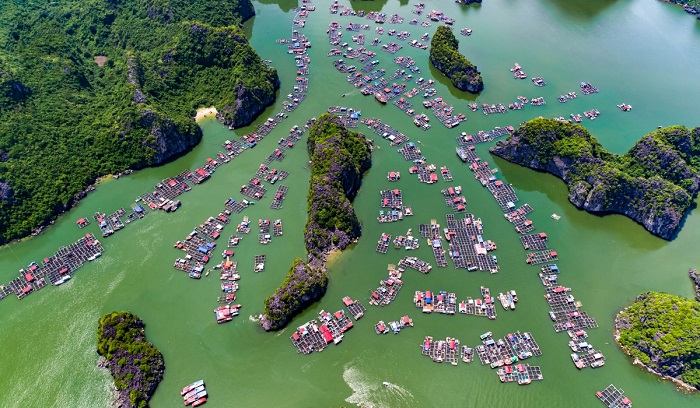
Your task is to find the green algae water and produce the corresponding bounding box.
[2,0,700,406]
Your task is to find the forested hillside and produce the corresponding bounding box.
[0,0,279,243]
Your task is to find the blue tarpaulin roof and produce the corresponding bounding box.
[198,246,208,253]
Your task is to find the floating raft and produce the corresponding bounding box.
[504,204,535,234]
[572,349,606,369]
[445,213,499,272]
[597,384,631,408]
[361,117,410,146]
[240,178,267,200]
[290,308,354,354]
[0,234,104,301]
[421,336,461,365]
[520,232,548,250]
[398,143,422,161]
[497,364,543,385]
[369,277,403,306]
[526,250,558,265]
[342,297,366,320]
[254,255,266,272]
[476,331,541,367]
[376,233,391,254]
[398,256,432,274]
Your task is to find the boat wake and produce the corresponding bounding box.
[382,382,414,400]
[343,363,414,408]
[248,314,261,323]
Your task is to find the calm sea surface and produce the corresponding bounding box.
[1,0,700,407]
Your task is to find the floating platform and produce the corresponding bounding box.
[597,384,632,408]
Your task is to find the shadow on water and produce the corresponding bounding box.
[489,154,669,251]
[538,0,623,22]
[254,0,299,14]
[427,63,479,101]
[348,0,410,13]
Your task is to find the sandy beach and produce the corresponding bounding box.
[195,106,218,121]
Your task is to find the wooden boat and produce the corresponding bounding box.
[374,92,387,104]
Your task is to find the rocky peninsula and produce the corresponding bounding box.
[97,312,165,407]
[0,0,278,245]
[429,26,483,93]
[490,119,700,240]
[261,114,372,331]
[615,292,700,391]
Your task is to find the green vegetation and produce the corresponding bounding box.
[97,311,164,407]
[491,118,700,239]
[0,0,278,244]
[429,26,483,93]
[261,115,372,331]
[616,292,700,390]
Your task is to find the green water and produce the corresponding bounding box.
[2,0,700,406]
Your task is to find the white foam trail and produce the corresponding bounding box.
[383,382,415,401]
[343,364,383,408]
[248,314,261,322]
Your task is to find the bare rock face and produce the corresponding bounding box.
[490,119,700,240]
[138,110,202,165]
[216,77,281,129]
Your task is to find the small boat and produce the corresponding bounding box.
[374,92,387,104]
[192,398,207,407]
[383,382,391,387]
[53,275,72,286]
[551,213,561,220]
[181,380,205,396]
[480,331,492,340]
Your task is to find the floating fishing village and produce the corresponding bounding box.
[14,0,700,406]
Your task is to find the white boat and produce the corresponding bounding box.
[53,275,71,286]
[551,213,561,220]
[383,382,391,387]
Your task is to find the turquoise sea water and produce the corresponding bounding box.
[1,1,700,407]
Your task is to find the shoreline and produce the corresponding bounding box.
[613,312,697,393]
[195,106,218,122]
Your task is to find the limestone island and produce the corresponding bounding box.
[260,114,372,331]
[97,311,165,407]
[429,26,484,93]
[490,118,700,240]
[615,292,700,391]
[0,0,278,245]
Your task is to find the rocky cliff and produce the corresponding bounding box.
[261,115,372,331]
[429,26,483,93]
[137,109,203,166]
[615,292,700,390]
[97,312,165,407]
[490,119,700,240]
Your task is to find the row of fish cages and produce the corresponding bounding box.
[263,148,286,164]
[393,231,420,250]
[342,297,367,320]
[420,336,470,365]
[0,233,104,301]
[381,42,403,54]
[429,98,467,128]
[440,166,453,182]
[520,232,549,250]
[290,307,355,354]
[482,103,507,115]
[408,163,439,184]
[254,165,289,185]
[441,185,466,212]
[277,123,308,150]
[444,214,499,273]
[374,316,413,335]
[430,238,449,268]
[525,250,559,265]
[361,117,410,146]
[398,142,422,160]
[240,178,268,201]
[368,265,404,306]
[398,256,432,274]
[497,364,543,385]
[456,126,514,147]
[504,204,536,234]
[270,185,288,209]
[545,285,599,333]
[476,331,542,368]
[377,206,411,223]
